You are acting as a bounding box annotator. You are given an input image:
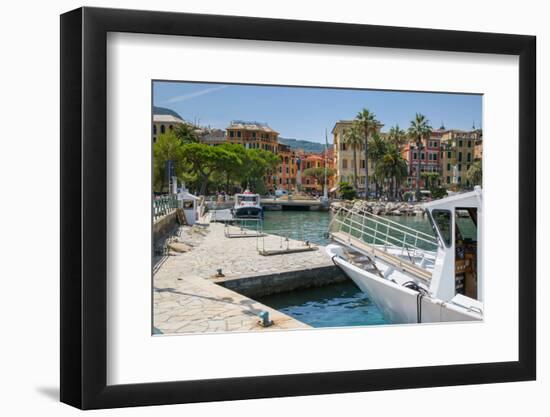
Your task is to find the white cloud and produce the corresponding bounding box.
[163,85,229,104]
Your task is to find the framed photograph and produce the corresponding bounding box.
[60,6,536,409]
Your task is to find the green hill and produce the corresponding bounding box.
[279,137,330,153]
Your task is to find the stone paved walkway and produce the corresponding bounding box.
[154,222,332,335]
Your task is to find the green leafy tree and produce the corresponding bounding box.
[240,149,279,194]
[179,143,224,195]
[342,122,363,190]
[302,166,336,190]
[356,109,380,199]
[338,181,357,200]
[408,113,433,201]
[215,143,247,193]
[466,160,483,186]
[421,172,440,189]
[153,131,186,193]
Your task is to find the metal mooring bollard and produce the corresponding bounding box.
[259,311,273,327]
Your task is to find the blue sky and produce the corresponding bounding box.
[153,81,482,143]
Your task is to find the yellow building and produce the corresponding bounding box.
[332,120,379,196]
[440,129,481,188]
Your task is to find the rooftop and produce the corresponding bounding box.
[153,114,186,124]
[227,120,279,134]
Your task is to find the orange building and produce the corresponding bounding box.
[226,120,279,152]
[302,152,334,194]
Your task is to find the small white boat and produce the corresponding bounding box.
[326,187,483,324]
[233,190,263,218]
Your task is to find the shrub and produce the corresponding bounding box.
[339,182,357,200]
[430,187,447,200]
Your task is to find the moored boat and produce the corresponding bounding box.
[326,187,483,324]
[233,190,263,218]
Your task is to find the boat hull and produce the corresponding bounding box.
[328,246,481,324]
[234,206,263,218]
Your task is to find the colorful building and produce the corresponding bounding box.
[225,120,279,152]
[332,120,379,196]
[439,129,481,188]
[301,152,335,194]
[402,127,444,189]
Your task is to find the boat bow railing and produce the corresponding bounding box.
[329,202,439,279]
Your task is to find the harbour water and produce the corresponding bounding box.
[257,210,434,327]
[261,209,435,246]
[258,281,389,327]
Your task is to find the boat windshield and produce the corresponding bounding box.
[429,209,452,247]
[238,196,258,202]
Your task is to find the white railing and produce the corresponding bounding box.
[329,202,439,260]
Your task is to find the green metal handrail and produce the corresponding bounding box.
[153,195,178,221]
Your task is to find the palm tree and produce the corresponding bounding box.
[368,133,387,198]
[174,123,199,144]
[408,113,433,201]
[374,144,408,200]
[342,122,363,191]
[356,109,380,200]
[387,124,407,150]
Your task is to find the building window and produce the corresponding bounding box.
[360,160,366,169]
[286,167,289,174]
[467,153,471,162]
[229,131,234,137]
[446,176,450,184]
[458,176,462,184]
[153,125,157,134]
[458,164,462,171]
[342,159,348,169]
[169,125,173,131]
[447,151,451,158]
[468,140,472,148]
[413,152,417,160]
[160,125,165,134]
[458,152,462,162]
[237,131,241,138]
[447,163,451,171]
[421,152,425,160]
[252,132,256,138]
[341,143,347,151]
[459,140,463,147]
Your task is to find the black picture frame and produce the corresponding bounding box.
[60,6,536,410]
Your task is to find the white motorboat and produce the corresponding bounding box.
[233,190,263,218]
[326,187,483,324]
